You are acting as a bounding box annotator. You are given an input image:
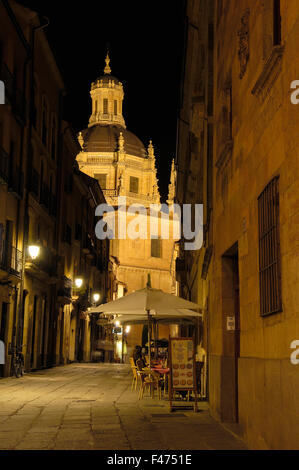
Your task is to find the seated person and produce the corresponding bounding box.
[133,345,146,368]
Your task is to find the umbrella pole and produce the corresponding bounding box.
[154,320,158,360]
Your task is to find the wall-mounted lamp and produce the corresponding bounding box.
[125,326,131,334]
[74,278,83,289]
[28,245,40,260]
[115,320,120,327]
[93,293,100,303]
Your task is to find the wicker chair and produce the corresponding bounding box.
[136,359,162,400]
[129,357,138,391]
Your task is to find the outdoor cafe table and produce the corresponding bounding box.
[141,366,170,399]
[151,366,170,398]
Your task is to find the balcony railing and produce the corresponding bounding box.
[102,189,118,197]
[57,276,72,300]
[0,242,23,278]
[25,246,57,278]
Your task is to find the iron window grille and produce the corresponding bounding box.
[258,176,282,316]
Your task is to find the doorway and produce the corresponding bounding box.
[221,244,240,423]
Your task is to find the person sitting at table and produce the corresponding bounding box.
[132,345,146,368]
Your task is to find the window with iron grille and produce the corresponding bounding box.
[258,176,282,316]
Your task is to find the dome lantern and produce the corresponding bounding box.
[89,53,126,129]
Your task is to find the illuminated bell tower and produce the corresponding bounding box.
[89,53,126,129]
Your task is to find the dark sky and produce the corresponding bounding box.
[15,0,186,201]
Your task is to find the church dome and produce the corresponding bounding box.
[96,74,121,85]
[81,125,147,158]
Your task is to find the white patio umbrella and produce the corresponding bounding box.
[90,285,202,368]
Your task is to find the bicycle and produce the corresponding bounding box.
[8,345,25,378]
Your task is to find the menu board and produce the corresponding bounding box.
[170,338,195,390]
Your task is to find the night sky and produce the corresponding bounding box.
[15,0,186,201]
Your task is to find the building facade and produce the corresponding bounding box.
[0,0,110,376]
[77,55,177,356]
[176,0,299,450]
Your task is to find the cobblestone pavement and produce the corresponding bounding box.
[0,363,247,450]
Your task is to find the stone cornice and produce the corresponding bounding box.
[216,140,234,171]
[251,45,285,102]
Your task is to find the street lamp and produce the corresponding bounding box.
[74,277,83,289]
[93,293,100,304]
[28,245,40,260]
[125,326,131,334]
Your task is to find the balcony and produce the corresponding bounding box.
[25,246,58,284]
[0,243,23,280]
[57,276,73,305]
[102,189,118,198]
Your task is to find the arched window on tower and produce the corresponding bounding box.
[103,98,108,115]
[114,100,118,116]
[273,0,281,46]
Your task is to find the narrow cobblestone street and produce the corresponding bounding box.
[0,364,247,450]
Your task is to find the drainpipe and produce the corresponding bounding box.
[18,16,50,363]
[2,1,32,352]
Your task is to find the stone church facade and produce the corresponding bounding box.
[76,55,177,354]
